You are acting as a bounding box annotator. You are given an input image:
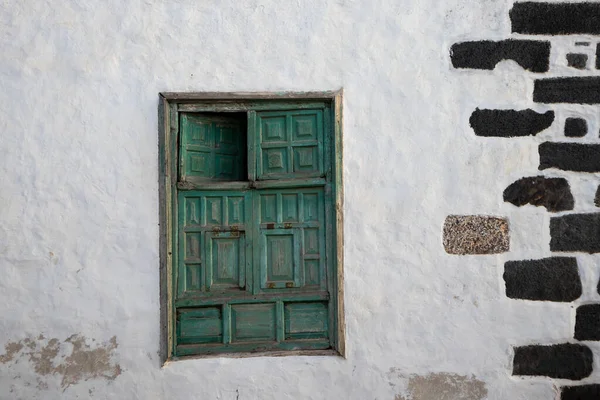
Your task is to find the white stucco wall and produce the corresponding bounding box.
[1,0,599,399]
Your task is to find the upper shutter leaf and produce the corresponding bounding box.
[256,110,324,180]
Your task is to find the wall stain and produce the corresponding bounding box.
[392,372,487,400]
[0,341,24,363]
[0,334,121,390]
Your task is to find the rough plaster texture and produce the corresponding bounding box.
[1,0,599,399]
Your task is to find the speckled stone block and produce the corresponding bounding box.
[443,215,509,255]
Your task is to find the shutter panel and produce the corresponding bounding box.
[177,191,251,296]
[180,113,245,181]
[256,110,324,179]
[256,188,327,291]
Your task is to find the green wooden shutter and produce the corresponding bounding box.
[177,190,251,296]
[180,113,246,181]
[256,109,324,179]
[255,188,326,291]
[173,108,332,356]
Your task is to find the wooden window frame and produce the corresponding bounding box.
[158,91,345,362]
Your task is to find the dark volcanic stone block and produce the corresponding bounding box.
[450,40,550,72]
[575,304,600,341]
[534,77,600,104]
[550,213,600,253]
[513,344,593,380]
[470,109,554,137]
[539,143,600,172]
[511,2,600,35]
[564,118,588,137]
[567,53,588,69]
[504,257,581,302]
[503,176,573,212]
[562,385,600,400]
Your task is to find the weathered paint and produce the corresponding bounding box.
[167,98,341,357]
[394,373,488,400]
[0,335,121,390]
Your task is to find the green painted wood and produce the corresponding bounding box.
[174,291,329,308]
[205,231,246,290]
[231,303,276,342]
[256,188,326,292]
[222,304,231,345]
[175,338,331,357]
[177,307,223,345]
[256,109,324,180]
[260,229,301,289]
[164,96,342,357]
[284,302,329,340]
[276,300,285,342]
[179,113,246,182]
[177,190,251,297]
[247,111,257,181]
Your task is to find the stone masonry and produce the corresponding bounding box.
[449,2,600,398]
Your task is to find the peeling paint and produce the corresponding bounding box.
[0,334,121,389]
[395,373,487,400]
[0,341,24,363]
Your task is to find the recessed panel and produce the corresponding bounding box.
[260,229,302,289]
[207,234,245,289]
[304,260,320,286]
[261,194,277,223]
[185,197,201,225]
[267,234,294,281]
[215,123,240,150]
[262,117,287,142]
[183,115,212,146]
[205,197,223,225]
[187,152,211,176]
[185,264,202,291]
[227,197,245,225]
[185,233,201,261]
[282,194,299,222]
[262,148,289,175]
[304,229,319,255]
[293,146,319,173]
[303,193,319,222]
[177,307,223,344]
[231,303,276,342]
[292,114,318,141]
[284,302,328,340]
[215,154,240,180]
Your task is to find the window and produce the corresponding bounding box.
[158,92,344,359]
